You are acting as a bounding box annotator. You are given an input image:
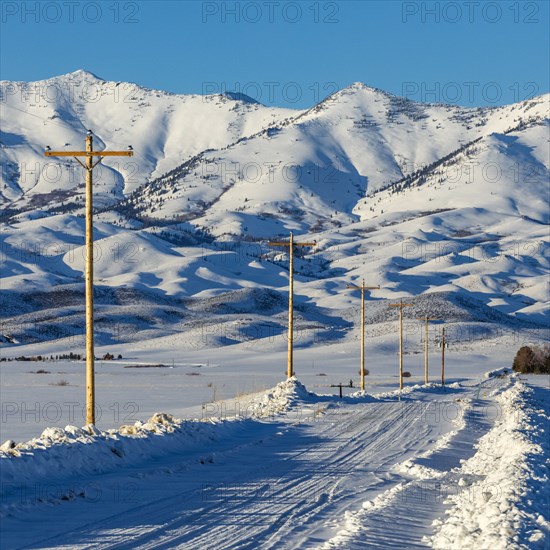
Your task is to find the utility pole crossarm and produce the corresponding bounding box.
[267,241,316,247]
[347,284,380,290]
[45,151,134,157]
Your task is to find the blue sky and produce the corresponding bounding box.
[1,1,548,108]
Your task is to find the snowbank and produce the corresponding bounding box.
[371,381,463,400]
[484,366,514,378]
[243,377,315,418]
[429,379,550,549]
[0,378,307,496]
[0,413,231,495]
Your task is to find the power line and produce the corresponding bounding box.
[0,102,135,149]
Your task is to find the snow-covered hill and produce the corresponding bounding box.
[0,71,548,352]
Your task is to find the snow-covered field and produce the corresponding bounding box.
[0,328,542,443]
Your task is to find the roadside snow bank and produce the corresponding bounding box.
[0,378,306,496]
[244,377,314,418]
[429,379,550,549]
[485,366,514,378]
[372,381,463,400]
[0,413,231,495]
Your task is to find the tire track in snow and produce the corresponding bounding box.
[7,389,468,550]
[31,400,443,549]
[314,377,512,549]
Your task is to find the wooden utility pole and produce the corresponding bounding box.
[441,327,446,386]
[388,299,413,389]
[267,232,315,378]
[417,316,440,384]
[45,132,133,425]
[347,280,380,391]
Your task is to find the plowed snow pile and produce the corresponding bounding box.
[0,378,307,491]
[430,379,550,550]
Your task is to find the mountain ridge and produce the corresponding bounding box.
[0,71,548,351]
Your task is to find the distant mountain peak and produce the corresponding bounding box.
[339,82,387,95]
[59,69,103,81]
[347,82,376,91]
[70,69,101,78]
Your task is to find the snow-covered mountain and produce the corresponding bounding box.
[0,70,296,205]
[1,71,548,351]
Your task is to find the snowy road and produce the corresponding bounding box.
[2,375,545,549]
